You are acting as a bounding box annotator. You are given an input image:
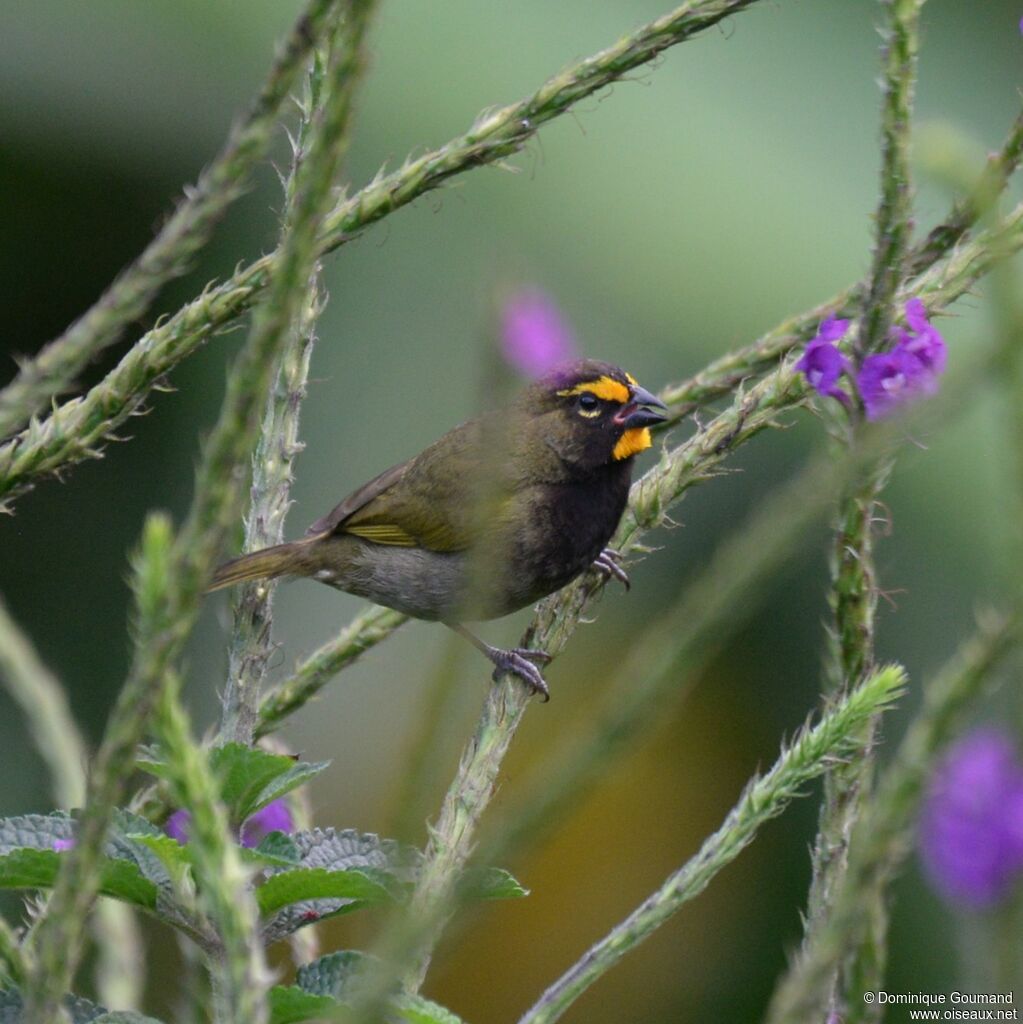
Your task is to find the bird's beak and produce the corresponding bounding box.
[614,384,668,429]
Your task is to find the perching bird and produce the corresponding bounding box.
[209,360,667,698]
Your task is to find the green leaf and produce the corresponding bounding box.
[459,867,529,901]
[268,986,340,1024]
[262,829,422,942]
[209,744,329,823]
[256,868,397,917]
[295,951,371,998]
[247,831,302,867]
[393,995,466,1024]
[274,956,467,1024]
[0,849,157,910]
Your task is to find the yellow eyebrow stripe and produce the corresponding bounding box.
[556,375,630,404]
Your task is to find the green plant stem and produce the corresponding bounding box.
[156,673,269,1024]
[0,0,340,440]
[518,666,907,1024]
[766,612,1020,1024]
[221,3,374,747]
[802,5,922,1016]
[0,594,145,1010]
[22,6,365,1011]
[130,513,268,1023]
[0,0,777,507]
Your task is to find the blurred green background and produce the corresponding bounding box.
[2,1,1022,1020]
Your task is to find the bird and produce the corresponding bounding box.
[209,360,667,699]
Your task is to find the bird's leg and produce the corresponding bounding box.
[591,547,630,590]
[446,623,552,702]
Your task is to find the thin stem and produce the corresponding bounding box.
[518,666,907,1024]
[22,5,365,1010]
[0,0,341,439]
[766,612,1020,1024]
[220,2,374,746]
[802,3,922,1016]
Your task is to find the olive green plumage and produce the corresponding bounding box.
[210,359,666,696]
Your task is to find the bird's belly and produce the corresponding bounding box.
[313,538,469,622]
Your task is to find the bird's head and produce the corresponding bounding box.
[519,360,668,471]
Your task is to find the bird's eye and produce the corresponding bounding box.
[577,393,600,418]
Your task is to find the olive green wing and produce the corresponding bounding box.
[305,419,494,553]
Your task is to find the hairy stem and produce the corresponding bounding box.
[802,4,922,1016]
[766,613,1020,1024]
[220,1,375,746]
[519,666,907,1024]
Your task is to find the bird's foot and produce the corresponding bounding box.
[591,547,630,590]
[487,646,552,702]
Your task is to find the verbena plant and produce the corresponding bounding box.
[0,1,1020,1021]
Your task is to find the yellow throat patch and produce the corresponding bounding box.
[613,427,652,461]
[556,375,631,405]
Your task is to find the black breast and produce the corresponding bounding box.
[498,460,633,615]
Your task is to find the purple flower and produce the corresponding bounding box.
[796,317,851,402]
[499,288,578,378]
[52,837,75,852]
[165,809,191,844]
[897,298,947,380]
[240,800,295,848]
[165,799,295,848]
[918,728,1023,908]
[857,300,948,419]
[857,348,925,420]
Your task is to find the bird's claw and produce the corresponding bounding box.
[591,547,630,590]
[488,647,551,701]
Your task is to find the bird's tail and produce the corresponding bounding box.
[208,540,314,593]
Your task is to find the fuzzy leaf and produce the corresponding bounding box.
[261,830,421,942]
[0,848,157,910]
[247,831,302,867]
[256,867,397,917]
[295,950,370,998]
[268,986,339,1024]
[281,955,466,1023]
[139,744,328,824]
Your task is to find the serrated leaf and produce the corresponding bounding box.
[268,985,340,1024]
[0,814,73,855]
[296,951,371,998]
[256,868,397,917]
[0,849,157,910]
[210,744,328,823]
[277,957,466,1024]
[131,834,190,883]
[251,761,329,818]
[261,830,421,942]
[289,829,421,877]
[460,867,528,901]
[247,831,301,868]
[110,809,164,839]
